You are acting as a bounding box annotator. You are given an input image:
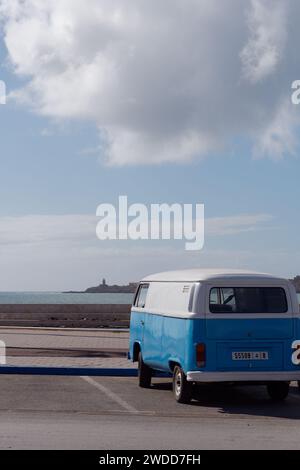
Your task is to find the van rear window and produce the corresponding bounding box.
[209,287,288,314]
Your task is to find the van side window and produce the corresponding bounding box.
[210,288,236,313]
[188,284,196,312]
[220,288,236,311]
[134,284,149,308]
[210,288,219,305]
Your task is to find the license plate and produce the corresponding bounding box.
[232,351,269,361]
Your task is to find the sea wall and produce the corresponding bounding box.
[0,304,132,328]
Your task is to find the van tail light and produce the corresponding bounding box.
[196,343,206,368]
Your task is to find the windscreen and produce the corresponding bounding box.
[209,287,288,314]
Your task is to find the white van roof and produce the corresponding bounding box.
[142,268,286,283]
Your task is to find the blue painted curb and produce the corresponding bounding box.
[0,366,138,377]
[0,366,171,378]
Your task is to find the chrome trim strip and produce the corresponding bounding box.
[187,370,300,382]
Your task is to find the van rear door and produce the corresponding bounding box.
[205,285,294,371]
[205,285,293,340]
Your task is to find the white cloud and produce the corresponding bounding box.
[0,0,299,164]
[206,214,273,236]
[241,0,287,83]
[0,212,275,290]
[0,212,273,247]
[254,100,299,159]
[0,214,96,245]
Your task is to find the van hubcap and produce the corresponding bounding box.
[175,370,182,397]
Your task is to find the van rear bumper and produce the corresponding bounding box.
[187,370,300,383]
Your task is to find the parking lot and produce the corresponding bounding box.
[0,328,300,449]
[1,375,300,449]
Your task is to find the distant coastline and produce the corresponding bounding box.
[291,276,300,293]
[65,276,300,294]
[64,279,138,294]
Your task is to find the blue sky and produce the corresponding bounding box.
[0,1,300,290]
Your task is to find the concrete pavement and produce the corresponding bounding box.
[0,327,134,368]
[0,374,300,449]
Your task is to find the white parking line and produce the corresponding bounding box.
[289,386,300,400]
[80,376,139,414]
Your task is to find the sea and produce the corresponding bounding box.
[0,292,134,305]
[0,291,298,305]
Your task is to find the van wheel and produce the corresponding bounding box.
[267,382,290,401]
[138,352,152,388]
[173,366,192,404]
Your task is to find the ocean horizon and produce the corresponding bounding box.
[0,292,134,305]
[0,291,298,305]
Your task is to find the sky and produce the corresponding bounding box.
[0,0,300,291]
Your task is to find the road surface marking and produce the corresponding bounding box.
[80,376,138,414]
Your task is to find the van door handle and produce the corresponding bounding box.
[141,320,145,326]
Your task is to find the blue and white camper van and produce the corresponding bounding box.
[129,269,300,403]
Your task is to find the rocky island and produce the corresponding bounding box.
[65,276,300,294]
[291,276,300,293]
[65,279,138,294]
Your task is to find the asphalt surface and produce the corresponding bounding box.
[0,374,300,449]
[0,327,300,450]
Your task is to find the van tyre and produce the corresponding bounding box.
[138,352,152,388]
[267,382,290,401]
[173,366,192,404]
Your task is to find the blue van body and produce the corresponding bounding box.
[129,269,300,383]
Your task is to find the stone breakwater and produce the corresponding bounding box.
[0,304,132,328]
